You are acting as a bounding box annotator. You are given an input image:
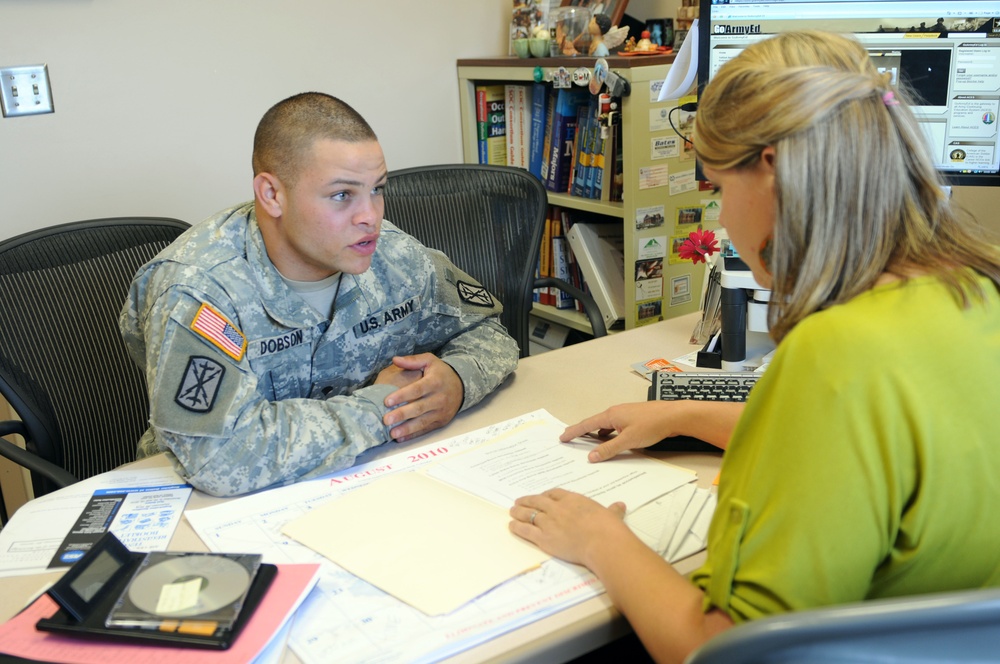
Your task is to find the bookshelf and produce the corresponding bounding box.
[457,55,711,336]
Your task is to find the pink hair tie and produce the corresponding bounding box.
[883,91,900,107]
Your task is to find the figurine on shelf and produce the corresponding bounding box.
[635,29,656,52]
[622,29,661,54]
[555,8,627,57]
[588,13,629,57]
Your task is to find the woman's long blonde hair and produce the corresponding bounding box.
[696,31,1000,342]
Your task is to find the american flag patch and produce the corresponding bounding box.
[191,303,246,361]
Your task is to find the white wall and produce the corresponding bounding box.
[0,0,511,240]
[2,0,996,241]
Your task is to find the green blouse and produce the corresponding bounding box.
[692,274,1000,622]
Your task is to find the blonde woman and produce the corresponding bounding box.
[510,31,1000,663]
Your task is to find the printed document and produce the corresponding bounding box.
[425,416,695,510]
[281,415,695,616]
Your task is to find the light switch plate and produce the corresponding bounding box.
[0,64,54,117]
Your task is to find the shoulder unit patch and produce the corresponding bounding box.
[457,281,494,307]
[175,356,226,412]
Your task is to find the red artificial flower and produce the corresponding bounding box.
[678,228,719,264]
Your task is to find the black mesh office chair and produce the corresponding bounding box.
[384,164,607,358]
[0,218,189,512]
[685,587,1000,664]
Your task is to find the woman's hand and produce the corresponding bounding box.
[509,488,630,567]
[560,400,743,461]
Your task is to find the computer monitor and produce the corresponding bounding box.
[697,0,1000,187]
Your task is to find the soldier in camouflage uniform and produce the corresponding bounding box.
[120,93,518,496]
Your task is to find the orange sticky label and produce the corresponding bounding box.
[643,358,683,372]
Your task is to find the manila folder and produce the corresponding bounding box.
[281,471,549,616]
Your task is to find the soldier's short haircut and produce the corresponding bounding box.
[252,92,377,187]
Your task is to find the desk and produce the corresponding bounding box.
[2,312,720,663]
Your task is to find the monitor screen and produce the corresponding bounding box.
[697,0,1000,187]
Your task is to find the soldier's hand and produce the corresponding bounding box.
[378,354,463,442]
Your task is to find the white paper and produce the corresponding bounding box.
[425,417,695,513]
[625,484,716,563]
[666,486,711,561]
[658,19,699,102]
[102,485,192,552]
[670,491,717,562]
[625,483,695,550]
[654,484,699,554]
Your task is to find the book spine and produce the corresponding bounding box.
[528,83,547,180]
[540,211,554,306]
[505,85,521,169]
[561,211,587,313]
[570,102,593,198]
[516,83,529,170]
[549,211,559,307]
[544,89,567,190]
[551,235,575,310]
[583,114,601,199]
[553,115,579,194]
[539,87,557,185]
[589,125,606,199]
[476,87,487,164]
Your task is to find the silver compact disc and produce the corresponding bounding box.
[127,555,252,618]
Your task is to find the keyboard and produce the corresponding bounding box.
[647,371,761,403]
[646,371,761,453]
